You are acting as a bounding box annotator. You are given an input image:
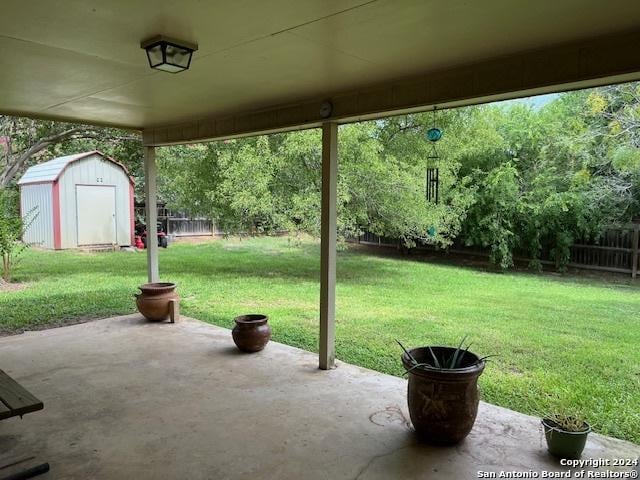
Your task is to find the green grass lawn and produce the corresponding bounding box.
[2,237,639,444]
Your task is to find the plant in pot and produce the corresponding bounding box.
[398,337,488,444]
[541,413,591,460]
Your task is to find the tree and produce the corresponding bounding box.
[456,87,640,271]
[0,116,142,188]
[158,121,475,248]
[463,163,521,269]
[584,84,640,219]
[157,83,640,272]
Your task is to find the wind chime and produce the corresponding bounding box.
[425,107,442,204]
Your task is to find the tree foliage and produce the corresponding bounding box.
[0,116,142,189]
[158,121,475,249]
[159,82,640,271]
[0,189,37,282]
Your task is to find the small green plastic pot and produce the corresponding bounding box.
[542,418,591,460]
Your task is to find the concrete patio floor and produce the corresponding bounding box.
[0,315,637,479]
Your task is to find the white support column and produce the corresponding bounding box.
[144,146,160,283]
[319,122,338,370]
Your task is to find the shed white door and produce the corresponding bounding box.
[76,185,117,245]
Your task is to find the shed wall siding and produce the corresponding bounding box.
[58,154,132,248]
[20,183,54,249]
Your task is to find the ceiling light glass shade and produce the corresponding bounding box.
[141,36,197,73]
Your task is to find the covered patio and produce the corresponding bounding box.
[0,315,637,479]
[2,0,640,477]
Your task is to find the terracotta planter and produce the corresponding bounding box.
[232,314,271,352]
[135,282,178,321]
[401,346,485,444]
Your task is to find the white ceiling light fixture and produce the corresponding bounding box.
[140,36,198,73]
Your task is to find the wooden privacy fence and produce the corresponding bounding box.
[569,225,639,277]
[166,217,221,237]
[135,203,222,238]
[355,224,640,278]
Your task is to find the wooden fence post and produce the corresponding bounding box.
[632,224,639,280]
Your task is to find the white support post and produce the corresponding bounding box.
[319,122,338,370]
[144,146,160,283]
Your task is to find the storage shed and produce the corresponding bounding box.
[18,151,134,249]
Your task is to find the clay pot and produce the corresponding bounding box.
[232,314,271,352]
[401,346,485,444]
[135,282,178,321]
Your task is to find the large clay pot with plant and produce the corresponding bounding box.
[135,282,178,321]
[399,340,486,444]
[542,416,591,459]
[232,314,271,352]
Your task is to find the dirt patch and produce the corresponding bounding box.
[348,242,637,284]
[507,365,524,376]
[172,235,222,245]
[0,281,29,293]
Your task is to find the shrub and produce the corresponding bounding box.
[0,189,36,282]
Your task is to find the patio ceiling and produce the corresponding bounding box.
[2,1,640,145]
